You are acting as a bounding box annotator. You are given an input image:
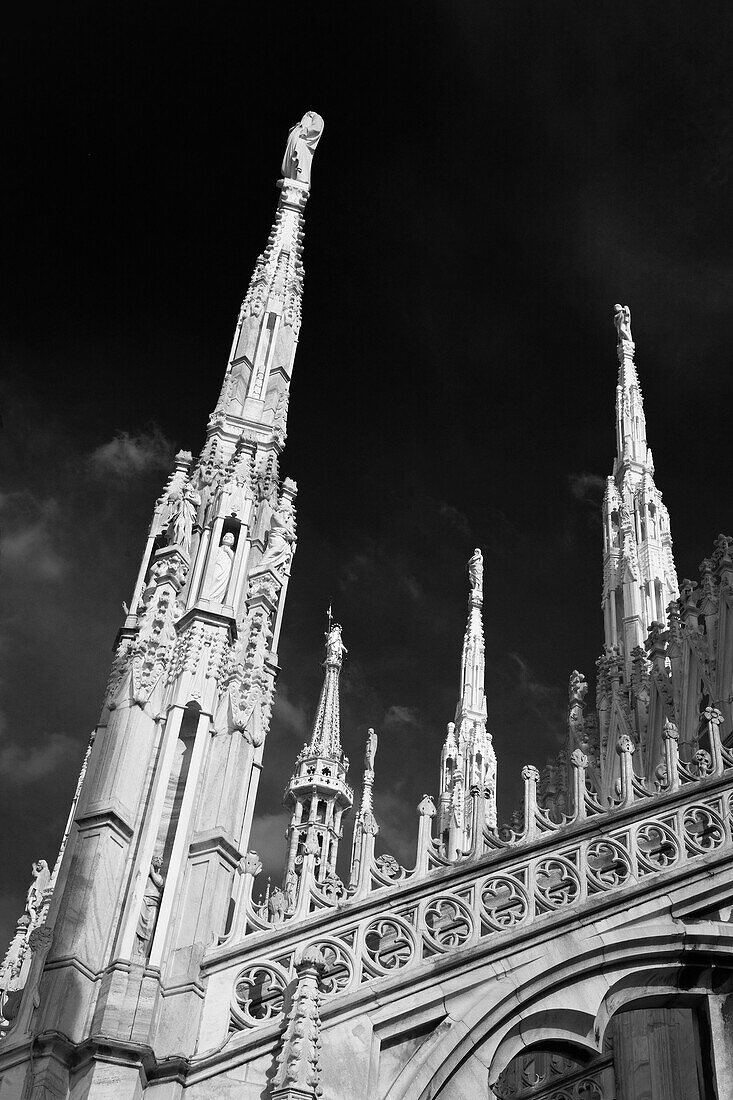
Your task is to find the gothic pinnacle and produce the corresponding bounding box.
[438,552,497,855]
[603,302,679,675]
[210,112,325,436]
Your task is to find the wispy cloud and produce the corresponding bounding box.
[0,731,78,785]
[88,425,173,479]
[383,705,420,729]
[568,472,606,503]
[0,491,68,579]
[272,689,309,738]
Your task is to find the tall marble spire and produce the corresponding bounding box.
[7,114,327,1090]
[602,305,678,671]
[438,551,497,860]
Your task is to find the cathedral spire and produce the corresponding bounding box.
[438,551,497,860]
[13,115,327,1078]
[308,622,346,757]
[283,623,353,895]
[602,304,678,672]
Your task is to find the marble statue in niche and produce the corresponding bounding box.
[135,855,164,960]
[209,532,236,603]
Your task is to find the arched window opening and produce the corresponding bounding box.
[492,1043,610,1099]
[492,1001,714,1100]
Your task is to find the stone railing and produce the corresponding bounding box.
[204,709,733,1041]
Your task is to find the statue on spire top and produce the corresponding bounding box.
[281,111,324,187]
[613,303,633,344]
[325,622,347,665]
[468,548,483,598]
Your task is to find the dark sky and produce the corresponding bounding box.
[2,3,733,946]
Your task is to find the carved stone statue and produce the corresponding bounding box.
[281,111,324,187]
[135,855,164,960]
[26,860,50,923]
[268,886,287,925]
[364,728,378,772]
[325,623,347,665]
[613,303,633,343]
[169,484,200,552]
[209,532,236,603]
[283,868,297,912]
[258,508,295,575]
[468,548,483,597]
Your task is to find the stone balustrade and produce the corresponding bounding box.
[201,708,733,1048]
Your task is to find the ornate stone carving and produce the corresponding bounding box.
[25,861,50,925]
[281,111,324,188]
[241,851,263,877]
[268,887,287,925]
[269,946,325,1099]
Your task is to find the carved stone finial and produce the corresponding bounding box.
[662,719,679,742]
[570,748,588,769]
[173,449,193,471]
[616,733,636,756]
[613,303,633,345]
[521,764,540,783]
[418,795,436,818]
[297,944,326,972]
[281,111,324,188]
